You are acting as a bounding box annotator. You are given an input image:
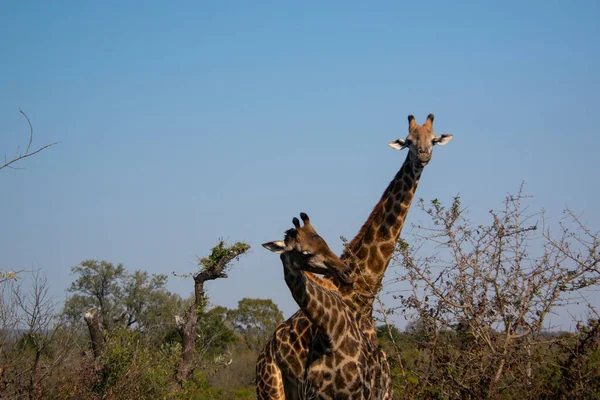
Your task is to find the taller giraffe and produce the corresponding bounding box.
[335,113,453,341]
[256,114,453,398]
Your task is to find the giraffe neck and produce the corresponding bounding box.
[340,153,423,315]
[282,265,348,350]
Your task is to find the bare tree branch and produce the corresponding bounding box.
[1,109,59,171]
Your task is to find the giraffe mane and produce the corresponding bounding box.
[305,272,338,291]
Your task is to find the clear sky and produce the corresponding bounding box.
[1,1,599,330]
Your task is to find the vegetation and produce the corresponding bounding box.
[1,185,598,398]
[377,186,600,399]
[175,240,250,382]
[0,245,275,399]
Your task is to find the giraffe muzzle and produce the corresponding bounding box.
[417,153,431,165]
[327,262,354,285]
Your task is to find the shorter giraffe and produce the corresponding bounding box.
[260,213,391,400]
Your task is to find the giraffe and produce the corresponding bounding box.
[256,114,453,397]
[259,213,392,400]
[335,113,453,341]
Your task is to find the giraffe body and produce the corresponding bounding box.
[256,115,453,398]
[260,214,391,399]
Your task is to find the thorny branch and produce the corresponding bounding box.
[379,184,600,398]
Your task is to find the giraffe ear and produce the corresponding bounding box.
[433,134,453,146]
[262,241,286,254]
[388,139,408,151]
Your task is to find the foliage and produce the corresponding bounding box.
[5,186,598,398]
[124,271,186,338]
[199,241,251,274]
[176,239,250,382]
[54,328,180,400]
[96,329,179,399]
[379,185,600,399]
[171,371,225,400]
[376,323,402,344]
[64,260,127,328]
[63,260,180,336]
[196,305,236,356]
[230,298,284,352]
[2,243,598,399]
[376,319,600,400]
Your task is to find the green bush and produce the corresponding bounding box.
[93,328,179,399]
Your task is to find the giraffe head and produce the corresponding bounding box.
[262,213,353,284]
[388,114,453,167]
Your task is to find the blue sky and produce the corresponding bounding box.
[1,1,599,329]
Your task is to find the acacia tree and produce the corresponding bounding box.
[175,240,249,383]
[64,260,174,332]
[194,305,236,358]
[382,185,600,399]
[64,260,127,330]
[64,260,181,365]
[229,298,283,352]
[121,270,176,331]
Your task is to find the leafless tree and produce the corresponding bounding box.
[379,184,599,399]
[0,270,74,399]
[1,109,58,171]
